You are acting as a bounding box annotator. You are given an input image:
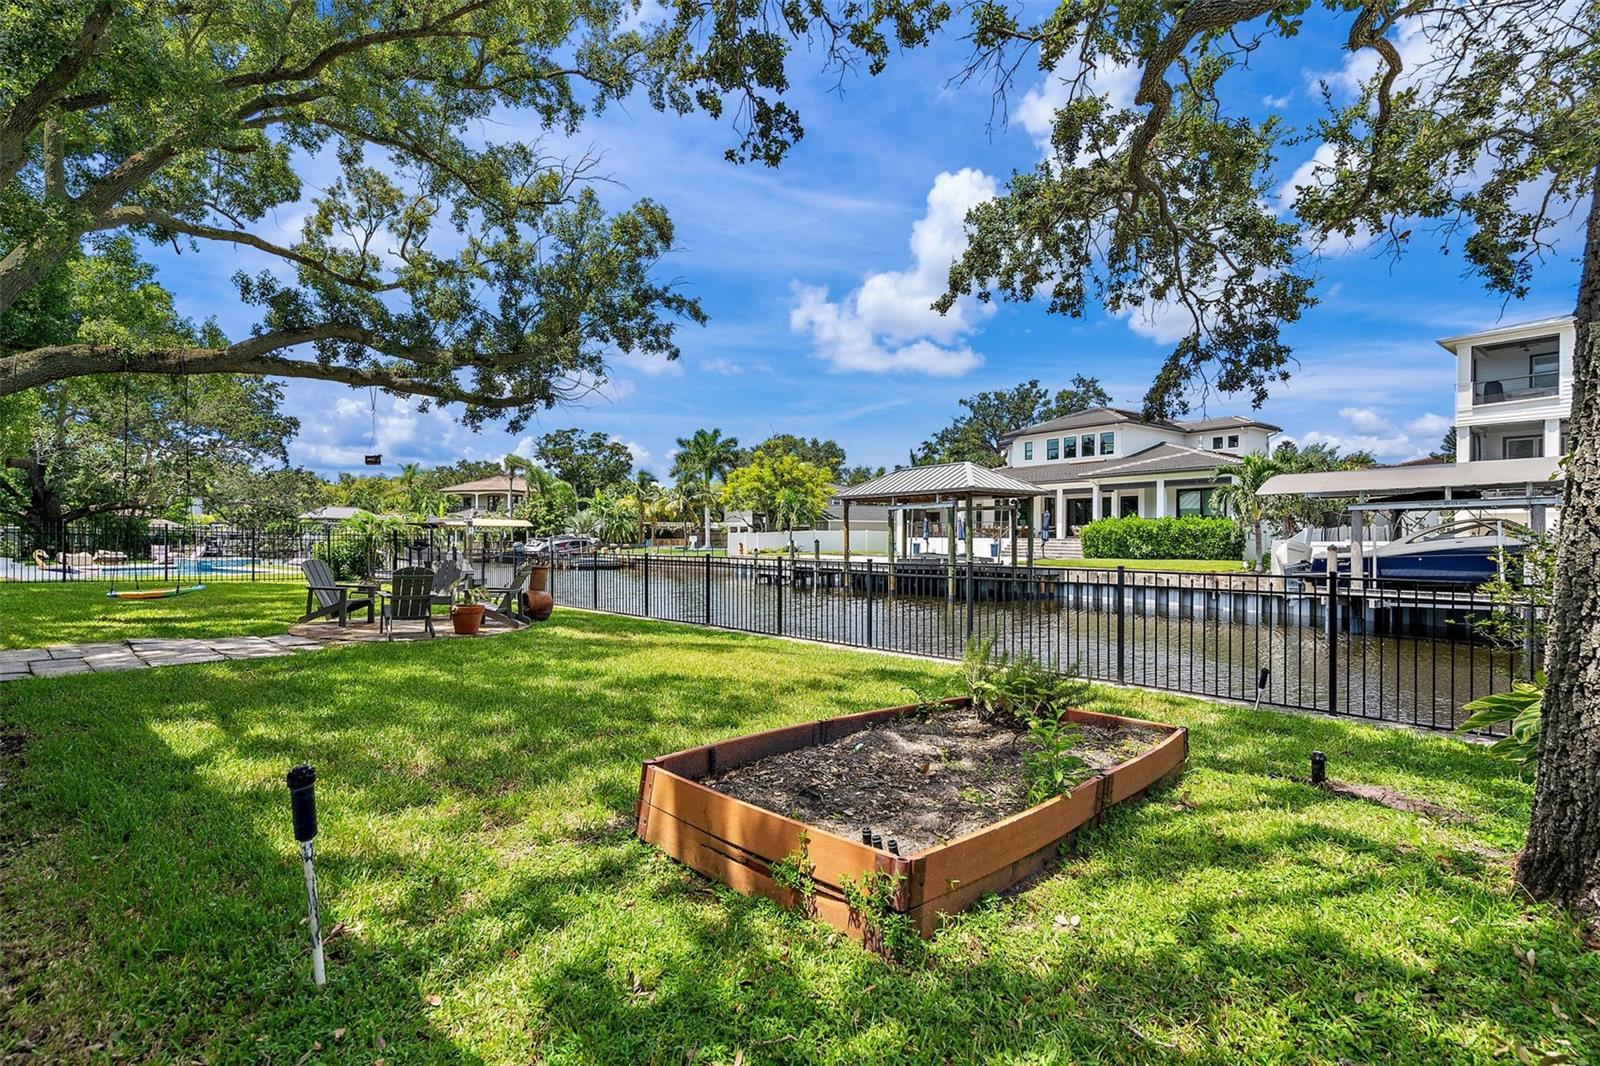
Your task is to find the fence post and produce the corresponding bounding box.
[1326,575,1339,715]
[865,557,874,647]
[1115,565,1126,684]
[251,526,258,582]
[775,556,784,636]
[592,548,599,609]
[643,551,650,617]
[965,559,975,640]
[705,552,712,625]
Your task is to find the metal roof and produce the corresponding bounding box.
[1435,314,1574,350]
[441,475,529,493]
[997,444,1238,485]
[1179,414,1282,433]
[833,461,1050,501]
[1000,406,1280,442]
[1259,457,1563,499]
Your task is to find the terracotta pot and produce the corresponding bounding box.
[450,603,485,635]
[524,565,555,621]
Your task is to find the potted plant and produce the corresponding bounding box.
[450,589,485,635]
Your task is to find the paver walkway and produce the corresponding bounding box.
[0,634,326,682]
[0,616,524,683]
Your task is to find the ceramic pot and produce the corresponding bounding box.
[450,603,485,635]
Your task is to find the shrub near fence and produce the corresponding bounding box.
[1080,516,1244,561]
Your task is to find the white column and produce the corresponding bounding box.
[1054,487,1065,535]
[1155,479,1168,517]
[1544,417,1563,458]
[1090,483,1101,521]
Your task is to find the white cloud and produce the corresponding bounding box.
[1114,298,1196,346]
[611,349,682,377]
[1298,428,1418,460]
[788,168,996,377]
[1292,406,1454,461]
[1406,412,1453,436]
[621,439,651,468]
[701,357,744,375]
[1339,406,1392,433]
[1262,93,1293,109]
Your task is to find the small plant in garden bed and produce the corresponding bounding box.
[839,869,920,963]
[962,639,1096,803]
[770,832,817,914]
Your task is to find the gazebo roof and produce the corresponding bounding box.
[441,475,529,494]
[833,462,1049,503]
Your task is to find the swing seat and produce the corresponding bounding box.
[107,583,205,600]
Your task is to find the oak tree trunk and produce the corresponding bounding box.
[1516,175,1600,929]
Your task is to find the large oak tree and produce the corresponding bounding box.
[933,0,1598,924]
[0,0,948,424]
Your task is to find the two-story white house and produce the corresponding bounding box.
[994,407,1279,537]
[1440,315,1573,465]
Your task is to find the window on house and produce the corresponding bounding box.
[1212,436,1224,449]
[1101,495,1113,518]
[1177,488,1226,517]
[1081,434,1096,457]
[1228,434,1240,449]
[1531,350,1559,389]
[1045,438,1058,460]
[1560,420,1570,454]
[1062,435,1077,459]
[1023,441,1034,461]
[1100,431,1116,456]
[1503,436,1543,460]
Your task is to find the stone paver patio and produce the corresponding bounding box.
[0,616,523,682]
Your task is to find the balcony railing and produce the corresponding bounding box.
[1472,373,1559,404]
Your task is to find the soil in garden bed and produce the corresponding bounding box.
[703,707,1165,855]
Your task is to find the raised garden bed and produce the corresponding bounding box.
[635,697,1188,948]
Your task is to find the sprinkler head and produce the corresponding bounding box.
[286,764,318,842]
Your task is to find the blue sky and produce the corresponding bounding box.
[137,12,1584,480]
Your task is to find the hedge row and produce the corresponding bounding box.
[1079,516,1244,561]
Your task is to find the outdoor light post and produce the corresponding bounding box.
[286,764,326,987]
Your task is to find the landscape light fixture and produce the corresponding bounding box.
[1310,751,1327,786]
[286,764,326,986]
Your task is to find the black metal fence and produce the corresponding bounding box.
[553,552,1540,734]
[1,520,539,587]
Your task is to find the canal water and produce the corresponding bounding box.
[552,558,1527,733]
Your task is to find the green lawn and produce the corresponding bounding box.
[2,611,1595,1063]
[0,580,307,648]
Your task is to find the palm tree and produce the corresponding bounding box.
[627,471,662,546]
[1211,452,1281,571]
[773,486,822,553]
[672,428,741,547]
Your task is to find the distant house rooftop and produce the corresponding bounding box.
[999,405,1280,442]
[440,475,529,494]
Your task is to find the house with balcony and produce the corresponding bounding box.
[993,407,1279,545]
[1442,315,1573,464]
[440,475,528,516]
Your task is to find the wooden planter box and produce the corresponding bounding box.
[636,697,1188,946]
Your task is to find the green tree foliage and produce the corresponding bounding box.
[722,452,832,537]
[1210,451,1281,570]
[532,429,634,499]
[671,427,741,544]
[209,466,327,528]
[0,0,952,419]
[915,375,1111,466]
[748,434,848,481]
[1,237,299,529]
[1433,427,1458,462]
